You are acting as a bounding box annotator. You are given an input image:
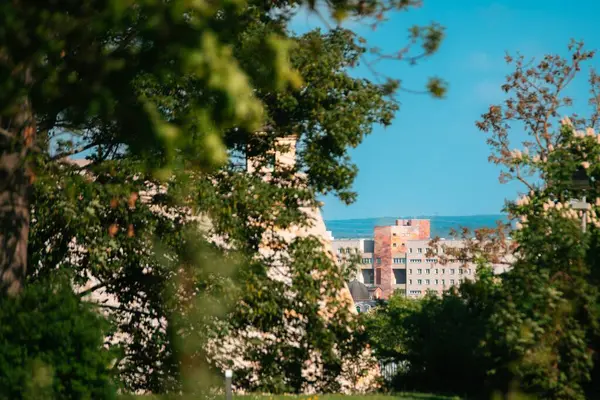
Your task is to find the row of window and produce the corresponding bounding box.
[338,246,445,256]
[368,258,436,264]
[409,279,458,285]
[408,289,440,296]
[409,268,472,275]
[362,257,406,264]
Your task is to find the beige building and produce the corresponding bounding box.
[403,239,473,297]
[331,238,375,284]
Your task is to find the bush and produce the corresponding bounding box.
[364,266,501,398]
[0,281,117,399]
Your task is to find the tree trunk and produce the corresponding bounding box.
[0,101,34,297]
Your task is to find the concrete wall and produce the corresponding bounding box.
[331,238,376,284]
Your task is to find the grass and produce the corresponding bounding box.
[122,394,460,400]
[240,395,459,400]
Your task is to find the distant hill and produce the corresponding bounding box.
[325,215,509,239]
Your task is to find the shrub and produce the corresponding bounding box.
[0,281,117,399]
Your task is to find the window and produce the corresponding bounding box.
[450,269,455,275]
[450,279,455,285]
[408,269,412,274]
[409,248,413,253]
[393,243,397,247]
[435,279,439,284]
[410,259,422,263]
[417,279,422,285]
[425,269,430,274]
[377,258,382,264]
[442,279,445,285]
[393,233,397,236]
[418,248,423,253]
[435,269,439,274]
[376,268,382,284]
[346,248,351,254]
[393,258,402,264]
[338,248,343,254]
[266,152,276,169]
[362,258,373,264]
[417,269,422,274]
[425,279,430,285]
[459,269,463,275]
[409,279,412,284]
[426,258,437,263]
[468,269,472,275]
[362,269,374,284]
[409,290,421,295]
[393,269,406,285]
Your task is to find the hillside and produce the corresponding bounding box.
[325,215,509,239]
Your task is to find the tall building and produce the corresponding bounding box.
[373,219,430,298]
[332,219,508,300]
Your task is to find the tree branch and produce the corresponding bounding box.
[0,126,14,139]
[77,281,107,298]
[94,303,155,318]
[51,141,100,161]
[515,164,535,192]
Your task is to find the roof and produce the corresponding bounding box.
[347,279,370,302]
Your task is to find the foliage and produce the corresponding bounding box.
[365,41,600,400]
[473,40,600,400]
[0,279,116,400]
[363,265,502,398]
[207,237,378,394]
[364,41,600,399]
[362,293,420,364]
[119,394,461,400]
[0,0,446,396]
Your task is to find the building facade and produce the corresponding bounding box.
[333,219,507,300]
[331,238,376,286]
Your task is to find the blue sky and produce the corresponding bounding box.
[290,0,600,220]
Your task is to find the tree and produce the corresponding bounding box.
[0,0,272,296]
[474,41,600,399]
[363,41,600,400]
[0,0,446,297]
[4,0,447,394]
[363,264,502,398]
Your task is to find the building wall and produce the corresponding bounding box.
[331,238,375,284]
[373,226,392,297]
[389,219,431,253]
[404,239,472,298]
[374,219,430,298]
